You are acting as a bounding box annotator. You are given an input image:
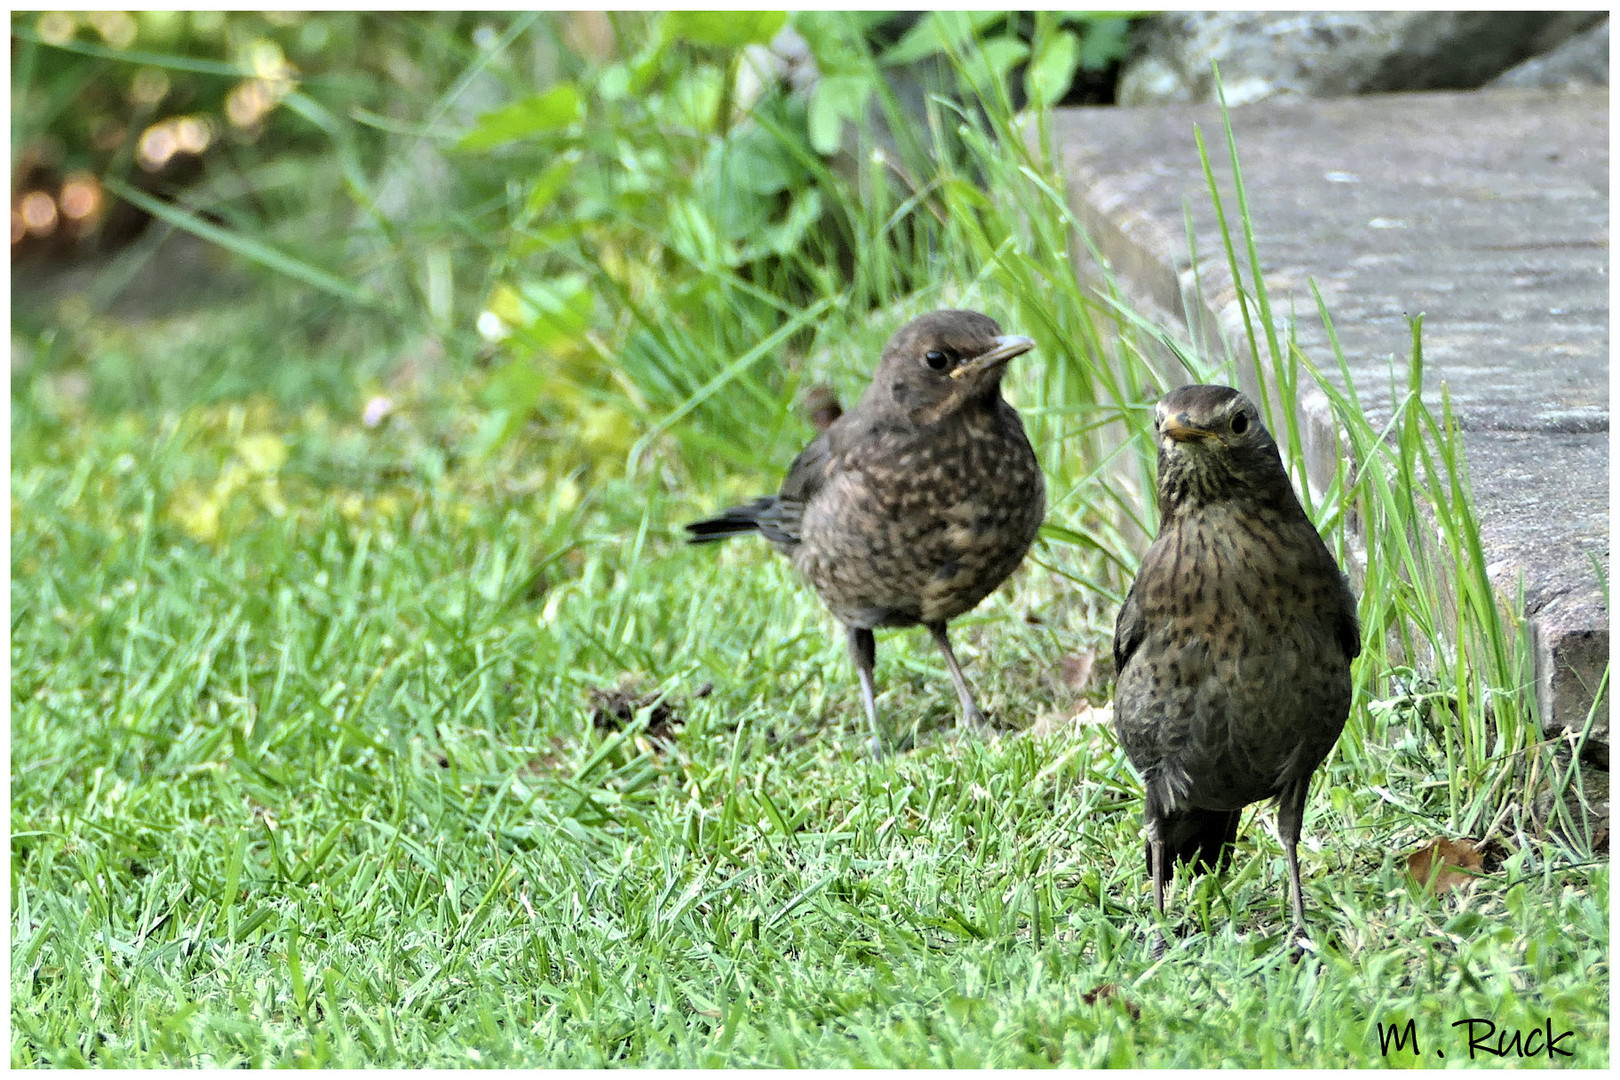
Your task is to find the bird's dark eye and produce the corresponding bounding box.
[1230,411,1250,435]
[924,350,950,371]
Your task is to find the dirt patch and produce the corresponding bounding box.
[587,677,712,741]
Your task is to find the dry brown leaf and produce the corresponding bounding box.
[1407,837,1486,894]
[587,677,706,742]
[1081,983,1140,1020]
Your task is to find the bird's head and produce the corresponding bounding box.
[1152,384,1288,511]
[873,309,1035,425]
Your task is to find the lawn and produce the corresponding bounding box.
[11,11,1608,1068]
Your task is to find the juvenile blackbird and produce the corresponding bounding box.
[1112,384,1360,948]
[686,309,1045,756]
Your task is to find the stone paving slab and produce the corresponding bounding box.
[1050,88,1608,750]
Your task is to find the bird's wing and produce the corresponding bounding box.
[1296,515,1362,663]
[1113,576,1145,674]
[1334,571,1362,662]
[778,427,834,505]
[742,427,839,548]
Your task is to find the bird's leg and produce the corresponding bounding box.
[1144,792,1176,956]
[927,622,987,731]
[848,627,884,758]
[1276,780,1310,944]
[1151,838,1166,914]
[1149,836,1169,958]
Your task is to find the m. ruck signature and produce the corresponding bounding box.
[1376,1016,1575,1060]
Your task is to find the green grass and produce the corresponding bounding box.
[11,14,1608,1068]
[9,376,1609,1067]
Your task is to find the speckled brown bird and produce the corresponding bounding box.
[1113,384,1360,948]
[686,310,1046,756]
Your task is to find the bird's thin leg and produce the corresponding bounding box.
[848,627,884,758]
[1284,840,1306,943]
[1149,836,1169,958]
[927,622,987,730]
[1151,839,1166,914]
[1276,780,1310,943]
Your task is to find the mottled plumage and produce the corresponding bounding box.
[1113,384,1359,948]
[687,310,1046,755]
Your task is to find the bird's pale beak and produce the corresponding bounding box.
[949,334,1037,379]
[1159,413,1215,442]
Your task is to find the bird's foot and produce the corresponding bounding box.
[1150,928,1169,959]
[1287,922,1312,963]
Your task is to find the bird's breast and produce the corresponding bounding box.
[1115,501,1352,808]
[791,412,1044,626]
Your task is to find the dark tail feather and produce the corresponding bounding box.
[684,496,776,544]
[1170,807,1242,872]
[1148,808,1242,882]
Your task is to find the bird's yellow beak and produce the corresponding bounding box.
[1159,413,1216,442]
[949,334,1036,379]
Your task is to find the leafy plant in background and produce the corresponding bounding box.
[13,11,1140,475]
[802,9,1134,148]
[456,11,1139,477]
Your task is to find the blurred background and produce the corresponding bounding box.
[11,11,1137,464]
[14,10,1603,487]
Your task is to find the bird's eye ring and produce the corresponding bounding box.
[1230,411,1250,435]
[924,350,950,371]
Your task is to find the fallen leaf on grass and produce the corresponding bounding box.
[1406,838,1486,894]
[587,678,711,741]
[1081,983,1140,1020]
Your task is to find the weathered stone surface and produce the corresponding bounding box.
[1119,12,1607,106]
[1490,17,1609,90]
[1051,88,1608,748]
[1464,429,1610,764]
[1533,752,1609,848]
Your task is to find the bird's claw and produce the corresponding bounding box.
[1287,922,1312,963]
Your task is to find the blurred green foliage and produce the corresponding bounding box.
[12,10,1140,481]
[451,11,1138,475]
[13,11,460,207]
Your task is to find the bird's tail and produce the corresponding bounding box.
[1150,807,1241,881]
[684,496,777,544]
